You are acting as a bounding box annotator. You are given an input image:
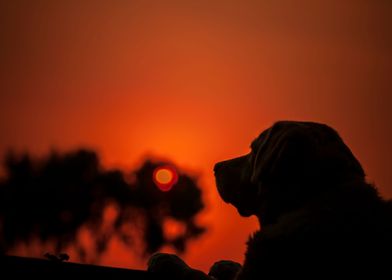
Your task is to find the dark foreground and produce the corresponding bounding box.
[0,255,154,279]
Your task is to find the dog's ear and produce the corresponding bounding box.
[250,123,315,186]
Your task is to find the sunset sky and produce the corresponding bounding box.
[1,0,391,271]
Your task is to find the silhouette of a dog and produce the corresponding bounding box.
[148,121,392,279]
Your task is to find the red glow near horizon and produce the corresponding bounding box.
[0,0,391,272]
[153,166,178,191]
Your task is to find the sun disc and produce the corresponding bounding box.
[156,168,173,184]
[153,165,178,191]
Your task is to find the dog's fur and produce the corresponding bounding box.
[149,121,392,278]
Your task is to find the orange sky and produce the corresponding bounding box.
[1,0,391,272]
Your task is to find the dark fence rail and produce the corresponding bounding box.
[0,255,154,279]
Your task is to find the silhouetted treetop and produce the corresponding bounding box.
[0,149,205,262]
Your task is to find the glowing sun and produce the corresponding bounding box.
[153,166,178,191]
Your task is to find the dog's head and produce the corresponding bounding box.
[214,121,365,223]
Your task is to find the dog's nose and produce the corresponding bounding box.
[213,162,224,173]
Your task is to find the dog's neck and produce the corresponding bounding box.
[257,206,311,234]
[257,178,375,231]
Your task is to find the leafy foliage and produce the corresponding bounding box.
[0,149,205,261]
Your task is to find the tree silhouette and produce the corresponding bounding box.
[0,149,205,262]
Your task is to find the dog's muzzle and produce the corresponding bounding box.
[214,155,249,204]
[214,162,231,203]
